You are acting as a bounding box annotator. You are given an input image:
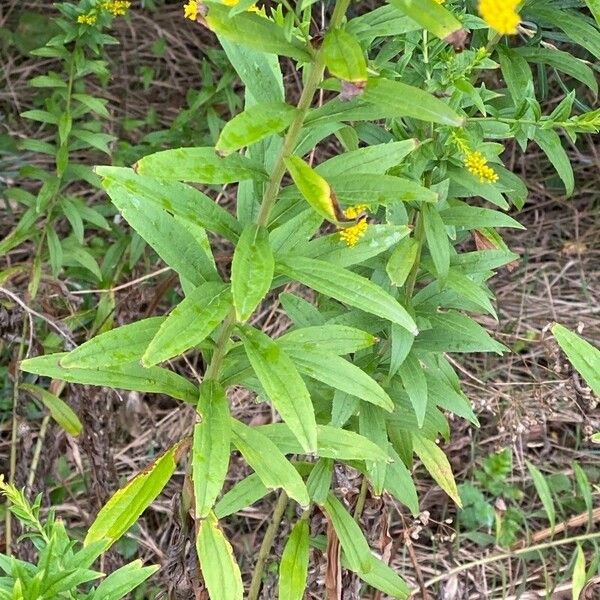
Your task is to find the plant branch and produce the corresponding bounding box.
[248,491,289,600]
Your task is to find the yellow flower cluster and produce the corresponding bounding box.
[339,205,369,247]
[479,0,520,35]
[464,151,499,184]
[77,12,97,25]
[101,0,131,16]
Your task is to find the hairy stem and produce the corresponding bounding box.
[247,491,289,600]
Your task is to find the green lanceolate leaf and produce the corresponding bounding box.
[551,324,600,396]
[196,510,243,600]
[216,102,296,155]
[359,404,388,495]
[193,380,231,519]
[279,343,394,412]
[85,441,184,546]
[387,236,419,287]
[534,129,575,197]
[203,2,311,61]
[422,203,450,280]
[388,0,464,42]
[134,147,267,184]
[385,446,419,515]
[107,193,217,287]
[92,562,159,599]
[277,256,418,335]
[215,473,269,519]
[439,202,524,230]
[284,155,337,222]
[323,494,372,574]
[363,77,464,126]
[526,461,556,531]
[412,434,461,506]
[142,282,232,367]
[97,167,242,241]
[231,225,274,322]
[398,354,428,427]
[238,324,317,453]
[323,28,367,84]
[278,325,376,355]
[20,383,82,436]
[258,423,389,462]
[231,419,309,507]
[307,458,333,505]
[279,519,310,600]
[316,140,418,177]
[20,353,198,404]
[60,318,164,369]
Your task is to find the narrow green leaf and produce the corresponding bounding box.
[20,383,82,436]
[385,447,419,515]
[398,354,428,427]
[363,78,464,126]
[277,256,418,335]
[204,2,311,61]
[92,562,159,600]
[412,434,461,506]
[284,155,337,222]
[216,102,296,155]
[20,354,198,404]
[97,167,242,242]
[279,519,310,600]
[306,458,333,505]
[388,0,464,42]
[215,473,269,519]
[316,140,418,178]
[526,461,556,531]
[238,324,317,453]
[551,324,600,396]
[61,318,164,369]
[193,380,231,519]
[196,511,243,600]
[323,494,372,574]
[142,282,232,367]
[439,202,525,230]
[231,419,309,507]
[278,325,376,355]
[134,147,267,184]
[387,236,418,287]
[422,203,449,280]
[232,225,274,322]
[258,423,389,462]
[323,29,367,83]
[359,404,388,495]
[85,442,183,546]
[534,129,574,196]
[572,544,587,600]
[280,344,394,412]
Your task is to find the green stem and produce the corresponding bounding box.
[420,530,600,592]
[256,0,351,227]
[7,319,28,555]
[247,491,289,600]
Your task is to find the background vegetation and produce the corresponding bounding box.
[1,0,599,598]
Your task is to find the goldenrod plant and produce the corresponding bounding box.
[18,0,600,597]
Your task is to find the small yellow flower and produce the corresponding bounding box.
[77,12,97,25]
[184,0,198,20]
[343,204,368,220]
[101,0,131,16]
[340,218,368,248]
[479,0,520,35]
[464,151,499,184]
